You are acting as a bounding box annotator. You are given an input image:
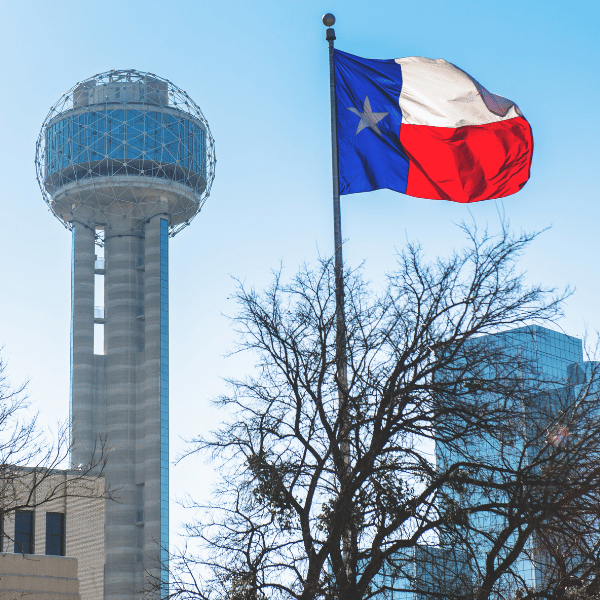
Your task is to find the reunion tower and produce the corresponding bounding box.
[35,70,215,599]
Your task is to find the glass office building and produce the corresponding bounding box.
[376,326,596,600]
[435,326,592,598]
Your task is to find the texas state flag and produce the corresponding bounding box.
[335,49,533,202]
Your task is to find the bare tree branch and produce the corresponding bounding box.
[161,224,600,600]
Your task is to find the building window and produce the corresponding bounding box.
[45,513,65,556]
[14,511,34,554]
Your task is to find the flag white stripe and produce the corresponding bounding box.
[395,56,522,128]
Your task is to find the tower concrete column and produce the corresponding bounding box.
[71,220,96,469]
[142,214,169,588]
[103,224,146,599]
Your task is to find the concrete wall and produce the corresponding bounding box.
[0,470,104,600]
[0,553,80,600]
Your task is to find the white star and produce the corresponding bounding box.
[347,96,389,137]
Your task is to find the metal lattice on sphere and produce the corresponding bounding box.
[35,69,216,238]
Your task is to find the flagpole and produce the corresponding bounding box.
[324,15,343,280]
[323,14,348,403]
[323,12,354,585]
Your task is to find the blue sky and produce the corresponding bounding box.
[0,0,598,543]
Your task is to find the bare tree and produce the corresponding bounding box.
[0,352,110,547]
[164,224,600,600]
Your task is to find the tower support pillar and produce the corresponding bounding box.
[104,226,145,598]
[71,221,96,469]
[142,215,169,589]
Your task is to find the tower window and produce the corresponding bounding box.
[45,513,66,556]
[14,511,34,554]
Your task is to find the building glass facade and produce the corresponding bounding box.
[368,546,471,600]
[499,326,582,384]
[45,109,206,188]
[436,326,586,595]
[160,218,169,593]
[376,326,594,599]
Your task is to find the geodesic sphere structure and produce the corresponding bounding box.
[35,69,216,237]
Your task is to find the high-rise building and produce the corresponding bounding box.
[35,70,216,599]
[436,325,597,596]
[376,326,598,599]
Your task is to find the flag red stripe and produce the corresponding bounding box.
[400,116,533,202]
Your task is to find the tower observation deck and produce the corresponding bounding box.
[35,69,216,600]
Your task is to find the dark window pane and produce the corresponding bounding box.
[14,511,34,554]
[45,513,65,556]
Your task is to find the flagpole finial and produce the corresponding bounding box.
[323,13,336,41]
[322,13,335,26]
